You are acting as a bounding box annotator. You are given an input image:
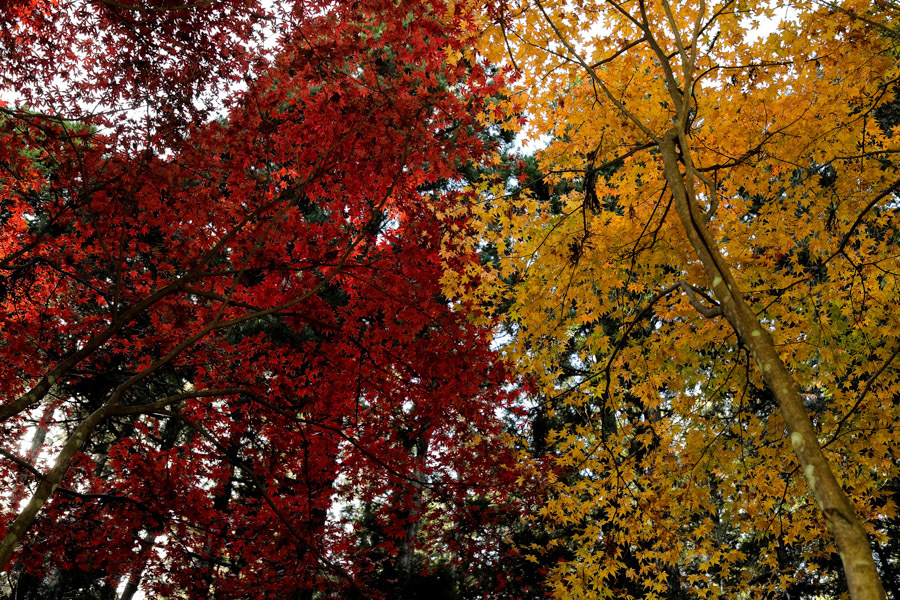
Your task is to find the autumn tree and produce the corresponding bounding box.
[0,1,520,597]
[466,1,900,599]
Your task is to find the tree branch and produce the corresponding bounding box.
[679,280,722,318]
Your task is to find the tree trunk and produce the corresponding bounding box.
[659,128,887,600]
[0,405,109,571]
[397,434,428,589]
[10,405,54,509]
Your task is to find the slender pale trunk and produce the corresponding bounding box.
[398,434,428,586]
[659,128,886,600]
[119,566,144,600]
[10,405,54,509]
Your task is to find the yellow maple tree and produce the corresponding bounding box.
[458,0,900,598]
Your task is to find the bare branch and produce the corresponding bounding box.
[678,280,722,318]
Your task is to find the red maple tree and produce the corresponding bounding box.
[0,1,520,596]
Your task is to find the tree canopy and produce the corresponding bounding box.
[1,0,899,599]
[469,0,900,599]
[0,1,522,597]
